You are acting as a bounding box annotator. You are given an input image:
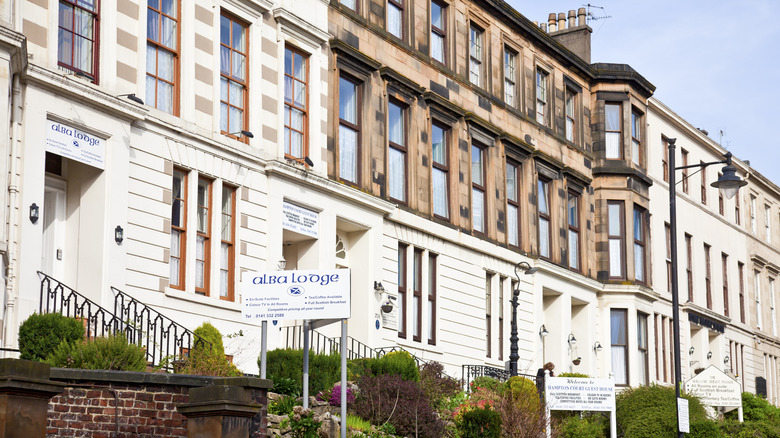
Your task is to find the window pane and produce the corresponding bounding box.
[431,2,442,28]
[606,132,621,159]
[608,203,621,235]
[388,102,404,146]
[634,210,643,240]
[539,218,550,258]
[472,188,484,232]
[612,346,627,385]
[635,243,645,282]
[538,181,549,215]
[339,78,357,124]
[339,125,358,183]
[433,168,448,219]
[508,205,518,246]
[147,10,160,42]
[569,230,579,269]
[388,3,402,38]
[568,194,578,227]
[471,146,483,185]
[341,0,356,9]
[432,125,445,164]
[606,104,620,130]
[431,33,444,63]
[506,164,517,202]
[389,147,405,201]
[610,239,623,277]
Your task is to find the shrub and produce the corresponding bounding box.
[497,377,547,438]
[353,372,444,437]
[316,384,355,407]
[554,414,607,438]
[273,377,301,397]
[469,376,503,393]
[456,406,501,438]
[366,351,419,382]
[346,414,372,433]
[419,361,461,411]
[281,405,322,438]
[616,384,709,438]
[720,419,780,438]
[45,333,147,371]
[269,395,299,416]
[178,322,241,377]
[265,348,341,396]
[727,392,780,423]
[18,313,84,361]
[688,419,726,438]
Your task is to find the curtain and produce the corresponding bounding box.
[635,243,645,282]
[170,231,180,286]
[220,243,229,297]
[388,4,402,38]
[339,126,357,183]
[431,34,444,63]
[388,104,404,145]
[508,205,518,246]
[606,132,620,158]
[196,236,205,289]
[610,239,623,277]
[433,169,448,218]
[389,148,405,201]
[472,188,484,232]
[339,78,357,124]
[569,230,579,269]
[539,218,550,258]
[612,346,627,385]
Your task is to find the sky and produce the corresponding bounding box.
[506,0,780,184]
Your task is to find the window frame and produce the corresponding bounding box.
[219,185,236,301]
[535,67,549,126]
[755,270,763,329]
[633,205,647,284]
[607,201,625,279]
[538,177,552,260]
[565,88,577,144]
[704,243,712,309]
[471,143,487,235]
[387,0,404,40]
[605,103,622,159]
[170,168,187,290]
[430,0,447,65]
[503,47,518,107]
[662,137,670,183]
[681,148,689,194]
[498,277,505,360]
[685,233,693,302]
[284,45,310,164]
[340,0,358,12]
[431,121,450,221]
[412,248,423,342]
[146,0,179,114]
[735,190,741,225]
[611,308,629,386]
[771,278,777,336]
[58,0,100,83]
[631,109,642,166]
[195,177,212,296]
[338,74,362,186]
[750,195,757,234]
[219,12,249,142]
[506,160,521,248]
[568,190,581,271]
[637,312,649,386]
[428,253,437,345]
[700,161,707,205]
[387,99,408,204]
[766,204,772,244]
[397,243,408,339]
[739,262,746,323]
[485,272,492,358]
[722,253,729,317]
[665,222,672,292]
[468,23,485,88]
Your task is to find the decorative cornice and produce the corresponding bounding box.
[379,67,424,96]
[274,8,329,47]
[0,26,27,75]
[330,39,381,75]
[592,165,653,186]
[591,63,655,98]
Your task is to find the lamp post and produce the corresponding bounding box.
[511,261,538,376]
[668,138,746,437]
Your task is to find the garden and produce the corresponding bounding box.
[17,312,780,437]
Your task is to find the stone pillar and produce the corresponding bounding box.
[178,385,262,438]
[0,359,65,437]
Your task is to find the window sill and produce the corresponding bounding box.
[164,287,242,312]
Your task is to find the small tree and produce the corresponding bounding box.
[18,313,84,361]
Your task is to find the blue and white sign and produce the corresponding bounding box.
[45,119,106,169]
[242,269,350,321]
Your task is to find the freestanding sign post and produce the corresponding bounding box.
[545,374,617,438]
[684,365,743,421]
[242,269,351,422]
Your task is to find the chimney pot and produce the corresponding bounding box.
[578,7,586,26]
[568,10,576,27]
[540,22,548,32]
[558,12,566,30]
[548,13,557,32]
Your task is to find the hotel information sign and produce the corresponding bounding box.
[242,269,350,321]
[281,202,319,238]
[45,119,106,170]
[545,377,616,411]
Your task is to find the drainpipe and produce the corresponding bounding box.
[3,73,22,353]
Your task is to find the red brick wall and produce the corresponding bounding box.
[46,369,269,438]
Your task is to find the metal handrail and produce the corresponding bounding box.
[462,364,536,391]
[111,286,209,370]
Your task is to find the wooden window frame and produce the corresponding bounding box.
[704,243,712,309]
[468,23,484,88]
[471,143,487,235]
[565,88,577,144]
[631,109,642,166]
[428,254,437,345]
[58,0,100,83]
[503,47,518,107]
[387,99,408,204]
[685,233,693,302]
[755,270,763,329]
[195,178,212,296]
[536,68,549,126]
[171,169,187,290]
[608,201,625,279]
[413,248,423,343]
[665,222,672,292]
[220,13,249,142]
[284,45,309,164]
[219,185,236,301]
[485,272,492,358]
[431,122,450,221]
[681,149,689,194]
[338,74,362,186]
[430,0,447,65]
[605,103,622,159]
[397,243,408,339]
[611,308,629,386]
[700,161,707,205]
[722,253,729,317]
[739,262,745,323]
[735,190,741,225]
[146,0,179,114]
[568,190,581,272]
[498,277,505,360]
[637,312,649,385]
[506,160,521,248]
[538,178,552,260]
[633,206,647,284]
[662,137,670,183]
[387,0,404,40]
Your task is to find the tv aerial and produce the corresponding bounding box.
[583,4,612,23]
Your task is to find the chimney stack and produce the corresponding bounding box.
[537,9,592,63]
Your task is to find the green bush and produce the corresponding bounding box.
[557,372,591,378]
[18,313,84,361]
[265,348,341,396]
[177,322,241,377]
[366,351,419,382]
[456,406,501,438]
[720,419,780,438]
[268,395,299,416]
[727,392,780,423]
[192,322,225,357]
[616,384,708,438]
[45,333,147,371]
[470,376,504,393]
[555,414,607,438]
[688,419,726,438]
[272,377,301,396]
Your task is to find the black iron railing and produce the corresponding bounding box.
[38,271,135,341]
[112,286,208,370]
[462,364,537,391]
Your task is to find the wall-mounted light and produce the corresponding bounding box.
[117,93,144,105]
[29,203,39,224]
[689,346,695,355]
[539,324,548,338]
[115,225,124,245]
[707,351,713,360]
[304,157,314,167]
[228,130,254,138]
[593,341,603,353]
[567,333,577,346]
[724,355,730,365]
[277,258,287,270]
[374,281,385,294]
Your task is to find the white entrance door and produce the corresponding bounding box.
[42,178,66,279]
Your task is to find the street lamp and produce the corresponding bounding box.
[511,261,538,376]
[668,138,746,438]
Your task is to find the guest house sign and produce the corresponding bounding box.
[46,119,106,170]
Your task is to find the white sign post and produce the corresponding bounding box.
[545,376,617,438]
